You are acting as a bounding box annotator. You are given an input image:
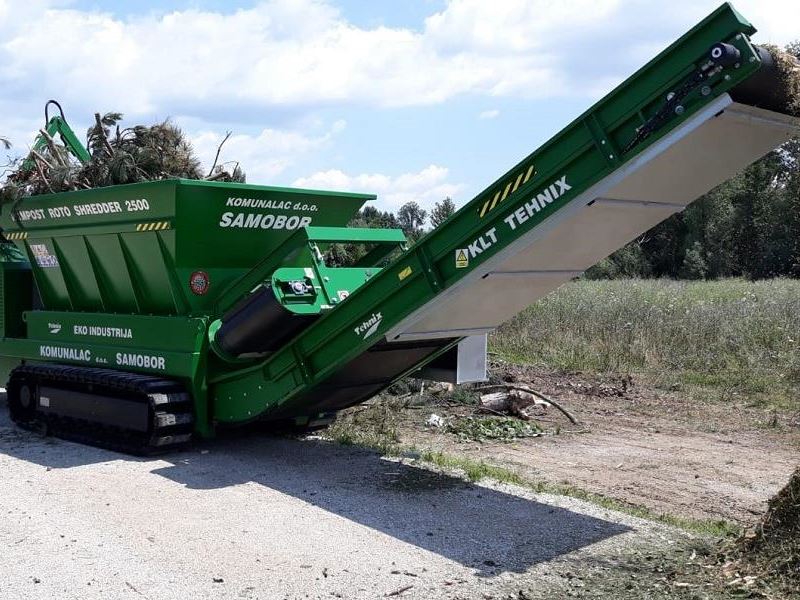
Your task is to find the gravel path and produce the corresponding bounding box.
[0,394,679,600]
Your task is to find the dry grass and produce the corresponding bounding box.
[492,278,800,409]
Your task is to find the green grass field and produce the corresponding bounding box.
[491,278,800,408]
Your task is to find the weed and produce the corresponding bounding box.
[419,450,526,485]
[325,398,404,456]
[446,415,543,442]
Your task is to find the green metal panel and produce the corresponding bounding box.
[25,311,206,353]
[50,236,104,311]
[4,312,207,380]
[0,180,374,316]
[2,338,197,377]
[0,260,32,339]
[173,181,371,268]
[84,234,141,313]
[25,237,72,310]
[119,231,180,314]
[0,251,31,385]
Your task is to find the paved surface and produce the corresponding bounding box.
[0,393,675,599]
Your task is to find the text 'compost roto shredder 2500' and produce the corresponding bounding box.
[1,3,798,454]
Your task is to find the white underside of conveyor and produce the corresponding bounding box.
[387,95,799,343]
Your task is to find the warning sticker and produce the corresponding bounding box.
[398,266,413,281]
[455,248,469,269]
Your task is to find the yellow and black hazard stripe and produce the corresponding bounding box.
[136,221,171,232]
[5,231,28,240]
[479,164,537,218]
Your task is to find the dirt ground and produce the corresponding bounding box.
[2,374,798,599]
[0,391,694,600]
[398,368,800,526]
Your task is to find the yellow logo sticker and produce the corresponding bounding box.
[398,266,413,281]
[455,249,469,269]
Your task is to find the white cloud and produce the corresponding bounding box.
[2,0,796,123]
[2,0,798,188]
[293,165,464,213]
[190,119,345,183]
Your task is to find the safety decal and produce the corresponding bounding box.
[479,164,536,218]
[136,221,171,231]
[455,249,469,269]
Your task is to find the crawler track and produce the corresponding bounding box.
[6,364,193,455]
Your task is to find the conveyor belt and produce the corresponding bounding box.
[385,99,799,342]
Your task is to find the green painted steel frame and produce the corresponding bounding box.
[271,227,407,313]
[22,115,91,171]
[210,3,767,422]
[2,310,215,436]
[212,226,406,316]
[0,180,373,318]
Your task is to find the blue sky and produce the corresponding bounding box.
[80,0,448,29]
[1,0,797,213]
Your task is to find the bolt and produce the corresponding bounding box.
[749,56,756,63]
[666,92,676,101]
[601,140,607,145]
[724,74,731,81]
[701,86,711,96]
[735,34,742,41]
[675,105,685,116]
[609,154,614,160]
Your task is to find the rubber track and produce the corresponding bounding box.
[7,364,194,456]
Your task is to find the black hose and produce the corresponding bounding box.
[44,100,66,123]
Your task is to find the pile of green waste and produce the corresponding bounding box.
[766,44,800,116]
[727,467,800,590]
[1,112,244,207]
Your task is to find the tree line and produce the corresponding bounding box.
[589,134,800,280]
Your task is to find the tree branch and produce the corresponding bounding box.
[38,129,66,167]
[206,131,232,178]
[476,384,580,425]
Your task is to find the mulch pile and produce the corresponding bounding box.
[723,467,800,592]
[764,45,800,117]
